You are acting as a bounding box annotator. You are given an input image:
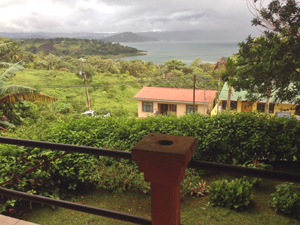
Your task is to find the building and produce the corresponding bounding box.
[211,83,299,116]
[134,87,217,117]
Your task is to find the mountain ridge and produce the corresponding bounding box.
[101,32,158,42]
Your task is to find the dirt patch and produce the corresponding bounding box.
[69,48,82,52]
[38,43,56,51]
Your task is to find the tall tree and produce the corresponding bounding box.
[246,0,300,31]
[222,0,300,106]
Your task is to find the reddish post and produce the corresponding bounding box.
[132,133,196,225]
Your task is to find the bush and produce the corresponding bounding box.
[269,182,300,218]
[209,178,253,210]
[92,160,150,194]
[41,112,300,164]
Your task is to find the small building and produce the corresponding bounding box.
[211,83,299,116]
[134,87,217,118]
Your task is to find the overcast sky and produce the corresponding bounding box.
[0,0,260,36]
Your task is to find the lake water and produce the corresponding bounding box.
[120,41,240,65]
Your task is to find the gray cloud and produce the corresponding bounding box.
[0,0,260,37]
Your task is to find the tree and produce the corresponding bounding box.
[0,42,57,128]
[164,59,187,73]
[127,60,147,77]
[0,38,22,63]
[191,57,202,67]
[44,53,61,70]
[222,0,300,107]
[246,0,300,31]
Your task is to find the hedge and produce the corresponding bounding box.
[42,112,300,164]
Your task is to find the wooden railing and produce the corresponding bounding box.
[0,135,299,225]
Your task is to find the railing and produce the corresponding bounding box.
[0,135,299,225]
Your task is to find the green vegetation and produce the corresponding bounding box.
[209,178,253,210]
[18,38,140,58]
[269,182,300,219]
[0,42,56,129]
[8,69,142,117]
[0,113,299,222]
[223,0,300,105]
[19,178,300,225]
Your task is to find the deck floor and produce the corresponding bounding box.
[0,214,38,225]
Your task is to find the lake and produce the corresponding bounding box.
[120,41,240,65]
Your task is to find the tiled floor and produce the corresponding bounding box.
[0,214,38,225]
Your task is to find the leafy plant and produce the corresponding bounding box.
[239,159,273,186]
[188,181,210,197]
[209,178,253,210]
[92,160,150,194]
[269,182,300,218]
[180,169,209,197]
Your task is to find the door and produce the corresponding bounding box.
[241,101,253,112]
[160,104,168,114]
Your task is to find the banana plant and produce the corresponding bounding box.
[0,42,57,129]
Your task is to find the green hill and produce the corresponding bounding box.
[18,38,142,57]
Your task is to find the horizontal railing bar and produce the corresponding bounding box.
[0,137,299,183]
[0,137,131,159]
[188,160,300,183]
[0,188,151,225]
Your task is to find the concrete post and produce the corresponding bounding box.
[132,133,197,225]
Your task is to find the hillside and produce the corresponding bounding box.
[18,38,142,57]
[101,32,158,42]
[9,69,142,117]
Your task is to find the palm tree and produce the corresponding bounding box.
[0,42,57,128]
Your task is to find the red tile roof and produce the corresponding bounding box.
[134,87,217,103]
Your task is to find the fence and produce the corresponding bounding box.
[0,134,299,225]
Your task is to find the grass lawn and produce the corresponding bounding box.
[20,175,300,225]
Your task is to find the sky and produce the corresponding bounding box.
[0,0,260,36]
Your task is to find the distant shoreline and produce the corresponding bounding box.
[119,40,239,65]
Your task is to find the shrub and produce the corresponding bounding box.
[269,182,300,218]
[180,168,206,196]
[41,112,300,164]
[238,159,273,186]
[92,160,150,194]
[209,178,253,210]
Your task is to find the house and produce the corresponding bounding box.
[134,87,217,117]
[211,83,299,116]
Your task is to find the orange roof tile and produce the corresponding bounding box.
[134,87,217,103]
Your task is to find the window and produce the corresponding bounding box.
[257,103,265,112]
[230,101,237,110]
[169,104,177,112]
[186,105,197,114]
[257,103,275,113]
[221,101,237,110]
[142,102,153,112]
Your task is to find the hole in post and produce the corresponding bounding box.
[158,140,174,145]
